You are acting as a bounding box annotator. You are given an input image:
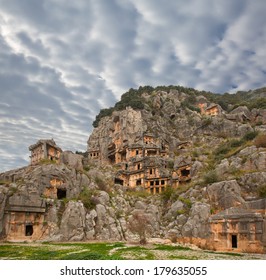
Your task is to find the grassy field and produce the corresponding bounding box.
[0,242,266,260]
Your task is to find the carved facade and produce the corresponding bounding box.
[88,132,189,193]
[29,139,62,165]
[4,194,46,241]
[209,199,266,253]
[198,102,222,116]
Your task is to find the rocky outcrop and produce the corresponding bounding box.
[1,86,266,254]
[60,151,83,171]
[182,202,210,238]
[206,180,245,210]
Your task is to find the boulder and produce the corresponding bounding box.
[206,180,245,209]
[182,202,210,238]
[60,201,86,241]
[60,151,83,171]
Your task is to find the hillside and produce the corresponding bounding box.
[1,85,266,255]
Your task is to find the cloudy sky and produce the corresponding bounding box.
[0,0,266,172]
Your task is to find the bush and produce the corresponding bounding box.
[242,131,258,141]
[230,139,244,148]
[160,185,174,202]
[203,170,219,185]
[78,188,98,210]
[95,176,108,191]
[254,134,266,148]
[258,184,266,198]
[179,197,192,208]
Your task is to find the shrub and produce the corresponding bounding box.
[230,139,244,148]
[258,184,266,198]
[242,131,258,141]
[214,145,230,158]
[78,188,98,210]
[95,176,108,191]
[254,134,266,148]
[203,170,219,185]
[160,185,174,202]
[179,197,192,208]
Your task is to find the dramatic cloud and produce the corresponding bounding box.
[0,0,265,171]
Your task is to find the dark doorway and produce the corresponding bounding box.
[136,179,141,186]
[57,188,66,199]
[115,178,124,185]
[232,235,237,248]
[108,154,115,164]
[25,225,33,236]
[181,168,190,177]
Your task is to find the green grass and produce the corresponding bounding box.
[0,242,261,260]
[154,244,192,251]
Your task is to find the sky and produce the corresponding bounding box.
[0,0,266,172]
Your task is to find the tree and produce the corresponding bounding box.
[128,211,152,245]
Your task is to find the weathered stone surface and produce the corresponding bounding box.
[182,202,210,238]
[85,209,97,239]
[168,200,184,216]
[215,159,230,176]
[238,172,266,200]
[0,186,8,236]
[60,201,86,241]
[96,191,110,205]
[60,151,83,171]
[206,180,245,209]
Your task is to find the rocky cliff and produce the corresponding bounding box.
[1,86,266,253]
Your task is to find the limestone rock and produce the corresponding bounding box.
[0,186,8,236]
[182,202,210,238]
[60,151,83,171]
[207,180,245,209]
[60,201,86,241]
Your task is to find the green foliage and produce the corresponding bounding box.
[95,176,107,190]
[247,98,266,110]
[179,197,192,208]
[0,180,11,185]
[242,131,258,141]
[258,184,266,198]
[160,185,174,202]
[154,244,192,251]
[93,107,114,127]
[203,170,219,185]
[0,241,257,260]
[126,188,150,198]
[92,84,266,127]
[176,209,186,215]
[214,131,257,161]
[78,188,98,210]
[40,158,57,165]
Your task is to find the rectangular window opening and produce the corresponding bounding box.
[25,224,33,236]
[232,235,237,248]
[57,188,66,199]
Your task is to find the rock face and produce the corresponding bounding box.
[1,86,266,254]
[182,203,210,238]
[206,180,245,210]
